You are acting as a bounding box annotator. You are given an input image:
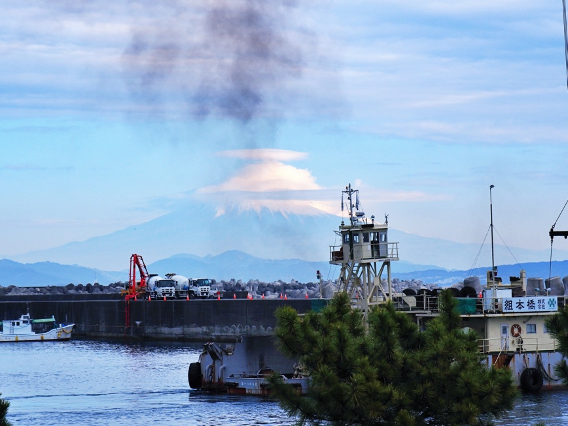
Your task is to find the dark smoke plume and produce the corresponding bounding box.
[123,0,307,123]
[123,31,181,105]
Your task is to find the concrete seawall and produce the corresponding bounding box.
[0,298,327,341]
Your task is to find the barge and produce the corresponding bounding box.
[188,336,309,395]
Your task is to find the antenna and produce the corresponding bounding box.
[341,184,360,226]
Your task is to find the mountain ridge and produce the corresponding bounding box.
[2,250,568,287]
[8,200,568,272]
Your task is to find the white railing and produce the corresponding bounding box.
[393,295,440,311]
[478,336,557,354]
[329,242,399,263]
[392,295,567,315]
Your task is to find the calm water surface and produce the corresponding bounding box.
[0,339,566,425]
[0,340,293,425]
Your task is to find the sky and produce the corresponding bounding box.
[2,0,568,270]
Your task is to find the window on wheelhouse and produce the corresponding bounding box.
[31,320,56,334]
[526,324,537,334]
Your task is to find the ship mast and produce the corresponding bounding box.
[342,183,359,226]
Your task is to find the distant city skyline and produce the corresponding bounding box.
[2,1,568,269]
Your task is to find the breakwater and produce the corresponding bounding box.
[0,296,325,341]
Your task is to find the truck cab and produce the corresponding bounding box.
[189,278,212,299]
[147,275,176,299]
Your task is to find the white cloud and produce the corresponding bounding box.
[196,151,448,220]
[200,160,321,193]
[345,181,449,204]
[2,1,563,144]
[197,149,335,216]
[362,0,541,16]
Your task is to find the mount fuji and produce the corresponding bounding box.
[8,199,568,273]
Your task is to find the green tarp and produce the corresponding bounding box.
[31,318,56,324]
[310,299,330,312]
[456,298,477,315]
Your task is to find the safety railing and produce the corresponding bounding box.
[477,336,557,354]
[329,242,399,263]
[393,294,440,311]
[392,295,568,315]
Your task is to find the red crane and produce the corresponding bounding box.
[124,254,150,334]
[125,253,149,302]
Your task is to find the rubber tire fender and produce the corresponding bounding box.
[188,362,202,389]
[520,367,543,393]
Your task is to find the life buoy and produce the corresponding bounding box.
[511,324,522,337]
[520,367,543,393]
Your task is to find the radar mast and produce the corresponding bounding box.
[330,184,399,317]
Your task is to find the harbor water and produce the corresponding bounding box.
[0,339,567,426]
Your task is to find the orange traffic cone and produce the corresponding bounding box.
[217,294,221,300]
[186,295,189,301]
[163,296,166,301]
[262,293,265,299]
[233,293,236,299]
[134,295,137,301]
[305,293,308,299]
[284,294,288,300]
[148,295,151,301]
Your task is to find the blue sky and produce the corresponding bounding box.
[2,0,568,269]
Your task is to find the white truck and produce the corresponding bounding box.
[188,278,212,299]
[165,273,190,299]
[147,274,176,299]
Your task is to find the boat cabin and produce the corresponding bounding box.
[331,218,397,264]
[1,314,57,335]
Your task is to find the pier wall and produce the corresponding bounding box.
[0,298,325,341]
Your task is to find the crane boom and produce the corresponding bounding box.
[125,254,149,301]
